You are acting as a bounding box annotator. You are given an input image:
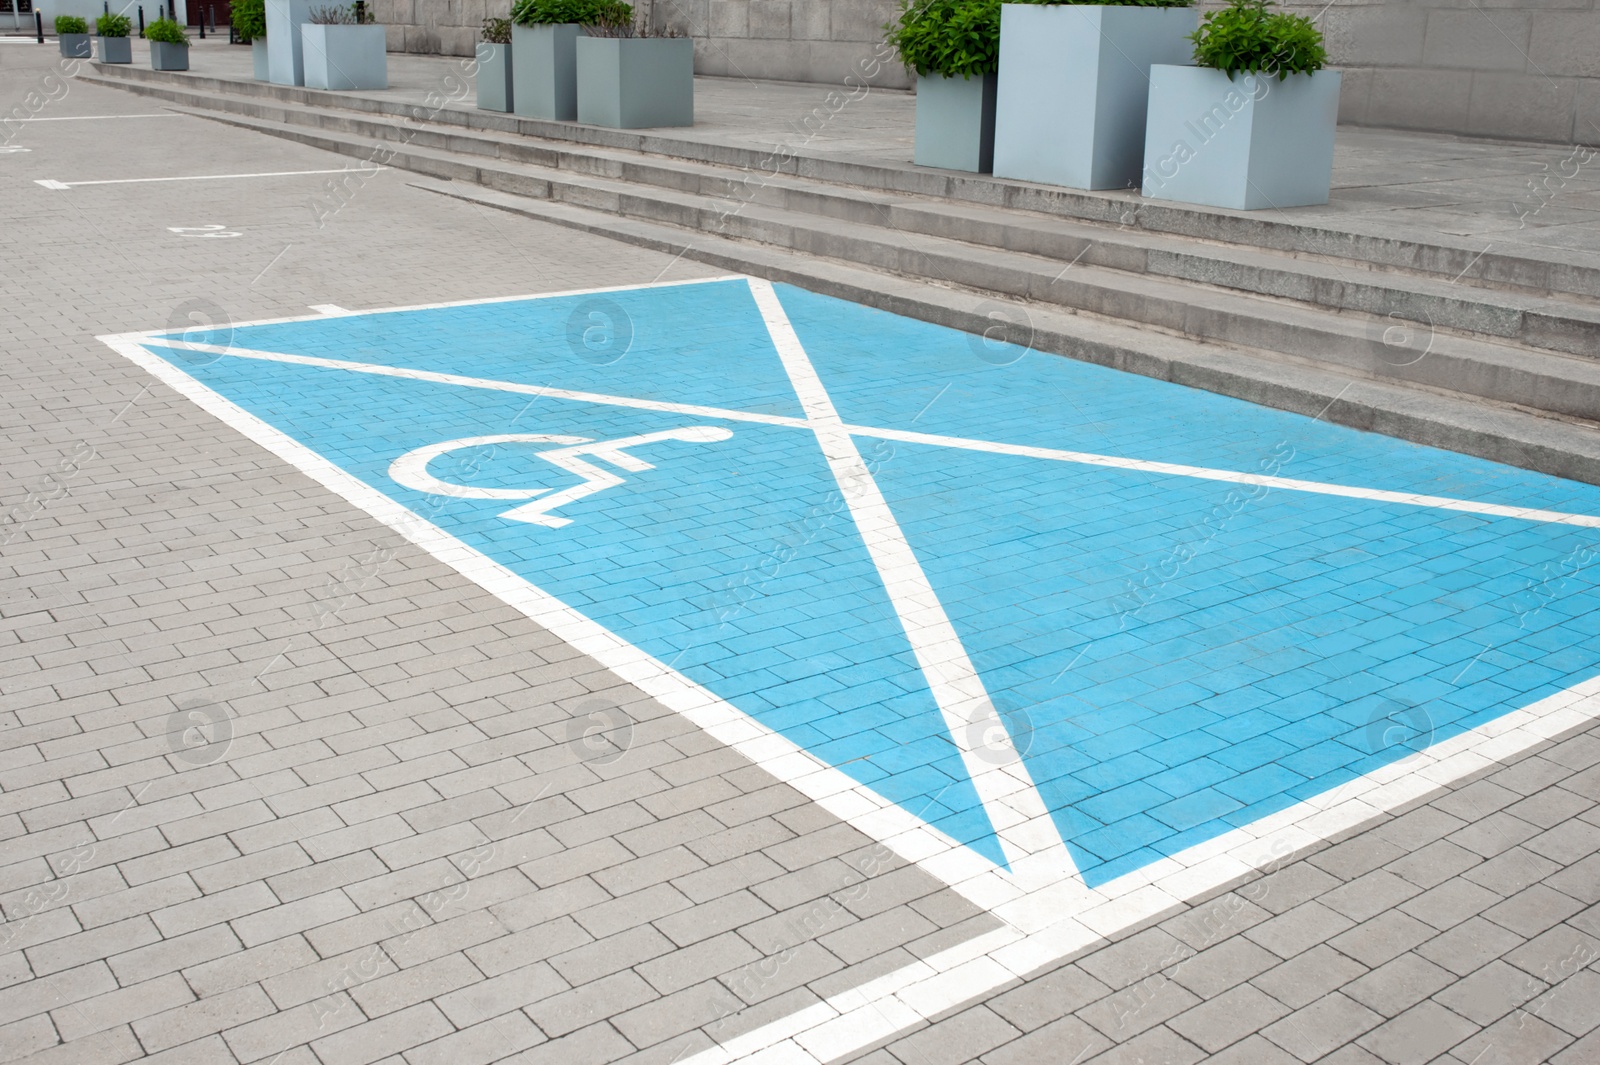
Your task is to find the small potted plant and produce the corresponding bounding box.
[145,17,190,70]
[886,0,1000,173]
[510,0,602,121]
[477,16,514,111]
[302,3,386,90]
[94,12,133,63]
[992,0,1198,190]
[1141,0,1336,209]
[232,0,269,80]
[575,2,692,128]
[55,15,91,58]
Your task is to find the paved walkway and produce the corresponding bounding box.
[0,38,1598,1065]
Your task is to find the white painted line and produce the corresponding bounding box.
[7,113,182,121]
[155,337,1600,533]
[151,339,813,431]
[101,326,1017,927]
[688,676,1600,1065]
[749,277,1077,889]
[308,304,350,315]
[105,282,1600,1064]
[35,166,387,189]
[153,273,746,333]
[861,425,1600,530]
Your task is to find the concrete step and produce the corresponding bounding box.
[387,178,1600,487]
[79,61,1600,303]
[118,97,1600,428]
[75,67,1600,366]
[78,67,1600,486]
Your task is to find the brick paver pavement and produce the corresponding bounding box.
[1,41,1598,1065]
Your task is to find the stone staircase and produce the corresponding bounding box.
[79,61,1600,484]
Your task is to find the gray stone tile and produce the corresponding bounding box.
[1167,982,1290,1053]
[1433,959,1546,1026]
[887,1005,1023,1065]
[1417,917,1526,977]
[1342,953,1455,1017]
[1252,944,1369,1010]
[1263,992,1384,1061]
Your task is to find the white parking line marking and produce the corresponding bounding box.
[35,166,386,189]
[7,113,182,120]
[750,277,1077,888]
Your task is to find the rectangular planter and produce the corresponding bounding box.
[58,33,91,58]
[252,38,269,80]
[95,35,131,62]
[476,41,513,112]
[1141,65,1341,210]
[512,22,580,121]
[914,72,997,173]
[150,41,189,70]
[575,36,692,129]
[302,23,387,91]
[993,4,1197,190]
[265,0,313,85]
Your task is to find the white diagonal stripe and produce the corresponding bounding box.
[149,339,1600,532]
[746,278,1076,887]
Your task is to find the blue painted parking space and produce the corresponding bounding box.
[139,278,1600,887]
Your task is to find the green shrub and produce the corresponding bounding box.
[144,17,190,44]
[54,15,89,34]
[481,16,512,42]
[509,0,610,26]
[884,0,1000,79]
[232,0,266,41]
[95,12,132,35]
[1190,0,1326,79]
[1012,0,1194,9]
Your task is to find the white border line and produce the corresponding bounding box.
[101,278,1600,1064]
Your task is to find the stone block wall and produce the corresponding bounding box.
[389,0,911,86]
[1281,0,1599,145]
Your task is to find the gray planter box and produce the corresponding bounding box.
[58,33,91,58]
[302,23,387,90]
[993,4,1197,190]
[1141,65,1341,210]
[512,22,580,121]
[914,72,997,173]
[150,40,189,70]
[265,0,313,85]
[252,38,269,80]
[95,35,132,63]
[576,36,693,129]
[476,41,513,112]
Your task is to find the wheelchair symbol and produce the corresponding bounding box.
[388,426,733,528]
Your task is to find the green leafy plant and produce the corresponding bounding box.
[95,12,132,35]
[583,0,653,36]
[509,0,607,26]
[308,3,374,23]
[232,0,266,40]
[1012,0,1194,10]
[481,15,512,42]
[144,16,189,43]
[54,15,89,34]
[1190,0,1326,79]
[884,0,1000,79]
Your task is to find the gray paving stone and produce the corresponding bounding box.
[1342,952,1456,1017]
[1260,991,1383,1062]
[1246,901,1358,961]
[1252,945,1369,1010]
[1417,916,1527,977]
[887,1005,1022,1065]
[1448,1012,1575,1065]
[1166,982,1290,1053]
[980,1014,1114,1064]
[1433,958,1546,1025]
[1400,877,1505,931]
